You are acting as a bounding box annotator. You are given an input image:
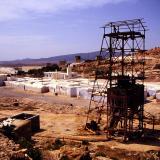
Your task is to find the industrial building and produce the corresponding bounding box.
[44,66,78,79]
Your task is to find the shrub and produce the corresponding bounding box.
[27,148,42,160]
[17,137,42,160]
[95,151,106,157]
[81,140,89,145]
[17,137,32,149]
[47,138,65,150]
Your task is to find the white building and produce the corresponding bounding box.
[44,66,77,79]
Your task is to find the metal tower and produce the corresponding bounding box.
[86,19,147,141]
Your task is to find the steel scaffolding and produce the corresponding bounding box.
[86,19,147,141]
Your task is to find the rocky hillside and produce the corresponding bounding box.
[73,47,160,81]
[145,47,160,81]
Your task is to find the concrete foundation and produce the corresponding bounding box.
[0,113,40,140]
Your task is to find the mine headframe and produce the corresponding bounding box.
[86,19,147,141]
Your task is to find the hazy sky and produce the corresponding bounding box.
[0,0,159,61]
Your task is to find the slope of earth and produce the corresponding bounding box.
[0,133,20,160]
[73,47,160,81]
[145,47,160,81]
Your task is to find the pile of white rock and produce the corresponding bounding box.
[0,118,15,128]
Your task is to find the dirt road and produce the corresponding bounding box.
[0,86,89,107]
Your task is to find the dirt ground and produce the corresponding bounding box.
[0,87,160,160]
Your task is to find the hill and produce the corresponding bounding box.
[0,51,99,66]
[72,47,160,81]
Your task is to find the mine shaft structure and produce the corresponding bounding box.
[86,19,147,141]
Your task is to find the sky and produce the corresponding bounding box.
[0,0,159,61]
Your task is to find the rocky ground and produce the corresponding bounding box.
[0,87,159,160]
[0,133,20,160]
[73,47,160,81]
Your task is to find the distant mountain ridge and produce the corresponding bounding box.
[0,51,99,66]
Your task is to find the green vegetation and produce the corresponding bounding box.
[95,151,106,157]
[27,63,60,77]
[27,148,42,160]
[17,70,26,76]
[81,140,89,145]
[18,137,32,149]
[17,137,42,160]
[47,138,65,150]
